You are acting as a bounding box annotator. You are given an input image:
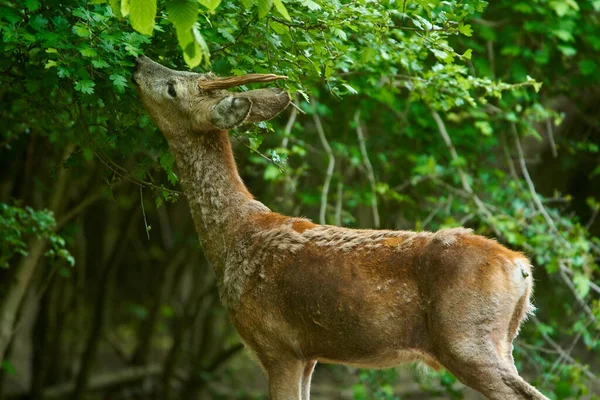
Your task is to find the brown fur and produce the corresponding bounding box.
[132,56,548,400]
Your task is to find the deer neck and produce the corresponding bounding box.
[167,129,269,282]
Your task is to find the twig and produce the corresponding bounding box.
[430,110,502,238]
[458,212,475,226]
[77,107,181,195]
[312,110,335,225]
[140,187,150,240]
[354,110,380,228]
[281,95,298,149]
[559,263,597,324]
[335,182,343,226]
[289,101,306,114]
[232,134,285,171]
[103,333,130,364]
[212,16,256,54]
[515,343,544,375]
[585,206,599,230]
[206,343,244,372]
[486,41,495,78]
[531,316,597,381]
[55,184,121,231]
[550,319,594,376]
[422,196,453,229]
[518,342,560,355]
[471,18,510,28]
[510,123,561,236]
[500,130,533,209]
[546,119,558,158]
[39,364,162,398]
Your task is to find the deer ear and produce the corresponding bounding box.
[210,96,252,129]
[235,88,291,123]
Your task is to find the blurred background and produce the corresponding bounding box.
[1,0,599,399]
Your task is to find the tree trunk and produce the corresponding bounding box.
[0,144,74,363]
[0,238,48,363]
[131,250,187,365]
[70,208,141,400]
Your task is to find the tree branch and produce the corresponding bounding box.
[312,110,335,225]
[430,110,502,237]
[510,123,561,236]
[281,94,298,149]
[355,110,380,228]
[335,182,343,226]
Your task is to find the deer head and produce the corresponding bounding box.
[132,56,290,136]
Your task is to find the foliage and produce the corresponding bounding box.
[0,203,73,269]
[0,0,599,398]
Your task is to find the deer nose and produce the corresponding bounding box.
[131,56,142,85]
[134,55,143,70]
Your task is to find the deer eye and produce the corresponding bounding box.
[167,82,177,98]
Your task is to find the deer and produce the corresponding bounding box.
[132,55,550,400]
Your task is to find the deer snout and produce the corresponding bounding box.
[132,55,154,85]
[131,56,143,85]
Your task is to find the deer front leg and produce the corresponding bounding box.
[266,359,305,400]
[300,360,317,400]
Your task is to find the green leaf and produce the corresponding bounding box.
[526,76,542,93]
[333,28,347,41]
[73,24,90,37]
[341,83,357,94]
[458,23,473,37]
[166,0,198,32]
[557,45,577,57]
[92,59,110,68]
[461,48,472,60]
[25,0,40,11]
[74,80,95,94]
[80,47,98,58]
[58,267,72,278]
[431,48,448,61]
[130,0,157,35]
[121,0,130,16]
[475,121,493,136]
[579,60,598,76]
[549,1,569,16]
[573,274,591,298]
[537,323,554,336]
[257,0,273,18]
[176,25,210,68]
[159,152,174,170]
[273,0,291,21]
[109,74,128,92]
[1,361,16,376]
[109,0,122,17]
[299,0,320,10]
[565,0,579,11]
[552,29,574,42]
[263,164,280,180]
[198,0,222,11]
[248,134,263,150]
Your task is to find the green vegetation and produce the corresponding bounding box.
[1,0,599,398]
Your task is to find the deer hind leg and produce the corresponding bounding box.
[431,285,547,398]
[300,360,317,400]
[265,358,305,400]
[440,345,549,400]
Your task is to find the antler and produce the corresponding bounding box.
[198,73,288,90]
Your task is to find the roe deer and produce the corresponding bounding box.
[132,55,549,400]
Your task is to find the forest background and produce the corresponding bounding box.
[1,0,600,399]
